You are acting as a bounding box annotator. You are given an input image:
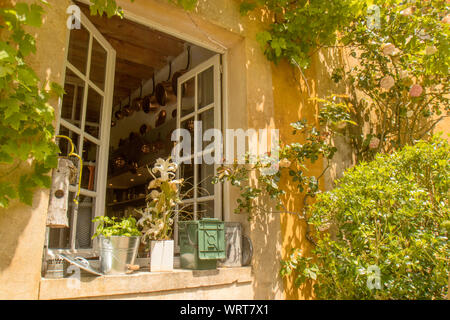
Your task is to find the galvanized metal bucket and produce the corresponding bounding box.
[98,236,140,275]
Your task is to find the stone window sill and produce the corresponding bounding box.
[39,266,253,300]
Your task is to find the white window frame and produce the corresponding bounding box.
[49,11,116,256]
[47,4,231,259]
[174,54,223,248]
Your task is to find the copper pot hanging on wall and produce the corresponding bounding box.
[122,95,134,117]
[132,83,144,112]
[142,75,158,113]
[155,61,176,107]
[155,110,167,127]
[140,124,151,136]
[141,142,151,154]
[172,46,191,96]
[115,101,124,120]
[114,156,126,169]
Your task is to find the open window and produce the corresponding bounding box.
[46,2,223,260]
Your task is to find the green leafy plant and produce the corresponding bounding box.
[92,215,141,238]
[213,104,347,225]
[240,0,362,68]
[135,158,184,242]
[0,1,63,208]
[281,136,450,299]
[88,0,196,17]
[329,0,449,162]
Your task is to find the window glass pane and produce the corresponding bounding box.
[180,117,195,154]
[81,139,99,191]
[199,107,215,151]
[197,163,215,197]
[197,200,215,219]
[179,163,194,199]
[90,37,107,91]
[61,69,84,128]
[178,203,195,222]
[181,77,195,117]
[198,66,214,109]
[76,195,95,249]
[85,87,103,138]
[67,25,90,75]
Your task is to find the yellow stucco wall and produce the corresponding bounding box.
[0,0,70,299]
[271,48,351,299]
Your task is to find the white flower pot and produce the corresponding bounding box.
[150,240,174,272]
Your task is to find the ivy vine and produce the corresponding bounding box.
[0,2,63,208]
[240,0,362,68]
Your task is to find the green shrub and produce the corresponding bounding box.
[281,136,450,299]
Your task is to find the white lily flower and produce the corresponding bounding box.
[152,158,178,181]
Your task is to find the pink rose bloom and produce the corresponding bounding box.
[380,76,395,90]
[382,43,398,56]
[409,84,423,97]
[369,137,380,149]
[400,7,415,16]
[442,15,450,24]
[279,158,292,168]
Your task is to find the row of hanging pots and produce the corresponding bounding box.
[113,132,172,174]
[112,47,191,128]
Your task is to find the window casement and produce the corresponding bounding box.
[46,9,224,258]
[48,11,115,254]
[174,54,223,248]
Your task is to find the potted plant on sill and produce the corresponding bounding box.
[92,215,141,275]
[135,158,184,272]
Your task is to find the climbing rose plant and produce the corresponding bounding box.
[213,99,350,227]
[280,136,450,300]
[329,0,449,162]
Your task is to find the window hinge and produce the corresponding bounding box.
[219,65,223,74]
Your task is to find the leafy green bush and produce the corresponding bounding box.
[281,136,450,299]
[92,216,141,238]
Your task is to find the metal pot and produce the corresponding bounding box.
[132,84,144,112]
[141,143,151,154]
[114,156,126,169]
[122,95,133,117]
[98,235,140,275]
[155,61,176,106]
[143,75,158,113]
[129,131,138,142]
[155,110,167,127]
[115,101,124,120]
[140,124,151,136]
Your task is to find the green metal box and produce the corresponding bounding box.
[178,218,225,270]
